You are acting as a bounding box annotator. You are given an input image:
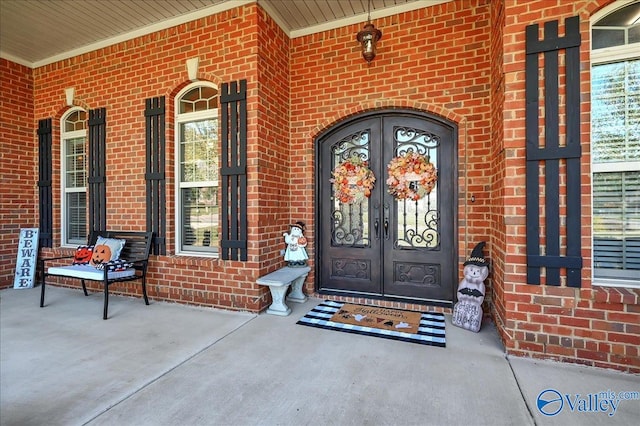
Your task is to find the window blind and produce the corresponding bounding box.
[593,172,640,277]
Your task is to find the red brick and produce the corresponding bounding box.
[559,316,590,329]
[609,333,640,346]
[546,345,575,357]
[517,303,542,313]
[592,302,625,311]
[592,320,625,333]
[626,324,640,335]
[518,341,545,353]
[610,354,640,368]
[530,314,559,325]
[607,311,640,324]
[574,328,606,341]
[518,322,542,332]
[542,325,574,336]
[576,349,609,362]
[574,308,605,320]
[543,306,572,316]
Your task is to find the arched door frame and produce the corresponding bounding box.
[314,108,459,306]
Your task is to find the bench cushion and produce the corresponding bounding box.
[47,264,136,281]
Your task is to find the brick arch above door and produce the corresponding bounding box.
[306,99,467,142]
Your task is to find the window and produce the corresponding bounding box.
[591,1,640,285]
[175,83,219,255]
[60,108,87,246]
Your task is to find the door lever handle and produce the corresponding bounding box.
[374,219,379,239]
[384,219,389,239]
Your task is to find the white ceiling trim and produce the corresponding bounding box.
[22,0,253,69]
[288,0,448,38]
[0,51,30,68]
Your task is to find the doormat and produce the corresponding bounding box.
[297,300,446,347]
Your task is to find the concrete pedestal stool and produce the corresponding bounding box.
[256,266,310,316]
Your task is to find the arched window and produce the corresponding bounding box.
[175,83,219,255]
[591,1,640,285]
[60,107,87,246]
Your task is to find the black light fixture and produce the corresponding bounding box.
[356,0,382,63]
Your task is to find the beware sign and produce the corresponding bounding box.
[14,228,40,289]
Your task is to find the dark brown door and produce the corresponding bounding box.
[317,111,457,305]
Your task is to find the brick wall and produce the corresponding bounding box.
[496,0,639,373]
[489,0,507,333]
[0,59,35,286]
[255,6,291,273]
[1,0,638,372]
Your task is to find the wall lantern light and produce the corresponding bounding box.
[356,0,382,63]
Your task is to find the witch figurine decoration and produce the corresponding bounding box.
[452,241,489,332]
[283,221,308,267]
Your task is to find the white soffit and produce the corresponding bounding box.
[0,0,450,68]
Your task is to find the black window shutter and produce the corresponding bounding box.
[525,16,583,287]
[88,108,107,232]
[145,96,166,255]
[38,118,53,248]
[220,80,248,261]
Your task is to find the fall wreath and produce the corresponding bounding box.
[386,152,437,201]
[331,156,376,204]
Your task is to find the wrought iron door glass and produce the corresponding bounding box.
[331,130,371,247]
[392,127,440,250]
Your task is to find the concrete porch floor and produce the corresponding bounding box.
[1,286,638,426]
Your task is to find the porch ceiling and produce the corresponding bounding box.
[0,0,448,68]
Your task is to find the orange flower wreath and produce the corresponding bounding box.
[330,156,376,204]
[386,152,437,201]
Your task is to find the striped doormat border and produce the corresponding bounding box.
[296,300,446,347]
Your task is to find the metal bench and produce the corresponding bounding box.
[39,230,154,319]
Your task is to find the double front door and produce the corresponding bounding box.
[317,112,457,305]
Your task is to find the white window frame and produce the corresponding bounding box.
[60,107,87,247]
[174,82,219,257]
[591,0,640,288]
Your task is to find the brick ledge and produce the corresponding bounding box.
[593,285,640,305]
[163,255,220,267]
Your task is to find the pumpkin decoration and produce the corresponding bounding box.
[90,244,112,266]
[72,245,94,265]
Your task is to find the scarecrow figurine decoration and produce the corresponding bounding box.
[452,241,489,332]
[283,221,308,267]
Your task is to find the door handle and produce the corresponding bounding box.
[374,219,379,239]
[383,201,390,240]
